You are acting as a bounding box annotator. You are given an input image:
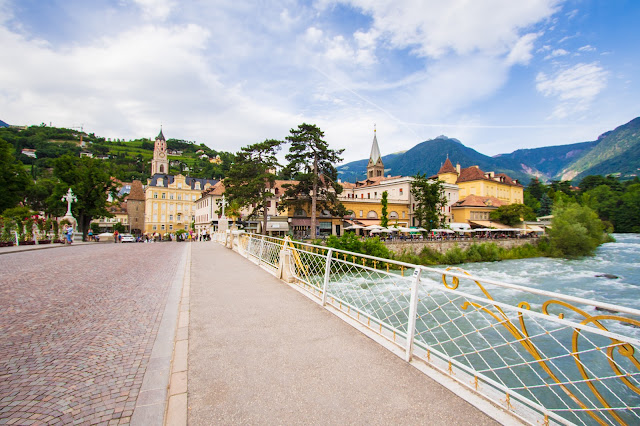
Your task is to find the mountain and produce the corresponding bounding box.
[558,117,640,181]
[0,119,9,128]
[492,141,597,180]
[338,118,640,184]
[338,135,529,183]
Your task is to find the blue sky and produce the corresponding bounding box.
[1,0,638,163]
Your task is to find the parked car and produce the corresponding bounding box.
[120,234,135,243]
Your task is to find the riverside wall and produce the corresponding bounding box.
[384,238,539,255]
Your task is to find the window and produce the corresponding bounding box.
[170,215,173,221]
[154,192,158,199]
[178,183,182,189]
[192,195,196,201]
[170,194,174,200]
[162,193,166,199]
[402,211,405,219]
[161,225,165,230]
[178,194,182,200]
[367,210,378,219]
[266,201,271,207]
[374,192,377,198]
[367,193,370,199]
[294,209,306,217]
[359,210,363,217]
[169,225,173,230]
[195,182,201,190]
[389,211,399,219]
[152,225,157,230]
[399,188,403,195]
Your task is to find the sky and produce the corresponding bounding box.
[1,0,639,163]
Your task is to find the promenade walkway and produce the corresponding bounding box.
[188,242,503,425]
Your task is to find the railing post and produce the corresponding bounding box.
[321,249,334,306]
[405,267,422,362]
[258,235,265,265]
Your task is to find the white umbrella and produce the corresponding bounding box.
[414,227,427,232]
[344,224,364,230]
[369,228,382,234]
[380,228,394,233]
[396,227,413,232]
[365,224,384,229]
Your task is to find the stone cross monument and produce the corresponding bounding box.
[61,188,78,232]
[217,195,229,233]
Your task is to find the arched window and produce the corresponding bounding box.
[159,165,164,173]
[389,211,399,219]
[367,210,378,219]
[294,209,306,217]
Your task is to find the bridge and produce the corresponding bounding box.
[211,231,640,425]
[1,237,638,425]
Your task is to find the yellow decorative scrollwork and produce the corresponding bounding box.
[442,267,640,425]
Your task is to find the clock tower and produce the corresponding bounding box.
[151,128,169,175]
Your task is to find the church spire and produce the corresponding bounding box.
[367,125,384,179]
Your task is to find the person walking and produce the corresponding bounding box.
[87,228,93,241]
[113,230,119,243]
[66,225,73,245]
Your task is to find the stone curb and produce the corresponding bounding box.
[165,243,191,426]
[130,244,189,425]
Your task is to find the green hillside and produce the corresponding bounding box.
[559,117,640,181]
[492,141,597,180]
[0,125,234,182]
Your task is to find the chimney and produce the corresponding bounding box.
[337,179,342,183]
[456,164,461,174]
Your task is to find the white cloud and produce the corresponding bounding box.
[536,62,608,118]
[321,0,560,59]
[544,48,569,59]
[578,44,596,52]
[131,0,175,21]
[506,33,540,65]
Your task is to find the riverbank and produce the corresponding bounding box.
[384,237,539,255]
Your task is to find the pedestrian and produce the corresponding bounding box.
[114,230,119,243]
[88,228,93,241]
[66,225,73,245]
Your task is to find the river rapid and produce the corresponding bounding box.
[457,233,640,310]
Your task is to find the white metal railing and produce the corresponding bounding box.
[216,233,640,425]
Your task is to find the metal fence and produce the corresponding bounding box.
[219,232,640,425]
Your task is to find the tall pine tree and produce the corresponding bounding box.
[410,174,447,230]
[224,139,281,235]
[280,123,346,238]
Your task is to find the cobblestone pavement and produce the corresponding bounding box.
[0,243,186,425]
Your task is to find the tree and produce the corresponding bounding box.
[0,138,30,213]
[380,191,389,228]
[50,155,119,241]
[410,174,447,230]
[224,139,281,235]
[527,177,547,200]
[280,123,346,238]
[539,193,553,216]
[489,204,536,226]
[548,200,607,257]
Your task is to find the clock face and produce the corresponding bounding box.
[159,152,165,158]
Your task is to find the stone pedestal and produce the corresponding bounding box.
[218,218,229,233]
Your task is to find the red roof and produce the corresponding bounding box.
[437,158,457,174]
[452,195,507,208]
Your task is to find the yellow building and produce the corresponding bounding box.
[340,199,411,227]
[436,158,523,205]
[145,130,217,235]
[449,195,509,227]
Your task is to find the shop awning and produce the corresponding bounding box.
[469,220,510,229]
[266,222,289,231]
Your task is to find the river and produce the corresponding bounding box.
[457,233,640,310]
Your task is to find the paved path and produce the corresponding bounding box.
[0,243,187,425]
[189,242,500,425]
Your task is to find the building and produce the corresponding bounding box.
[339,130,459,227]
[145,129,217,235]
[127,180,145,235]
[450,195,508,227]
[436,158,523,205]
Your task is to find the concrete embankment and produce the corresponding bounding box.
[384,238,539,254]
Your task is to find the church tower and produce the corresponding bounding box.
[151,128,169,175]
[367,126,384,179]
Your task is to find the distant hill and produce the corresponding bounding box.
[338,118,640,184]
[558,117,640,181]
[0,119,9,127]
